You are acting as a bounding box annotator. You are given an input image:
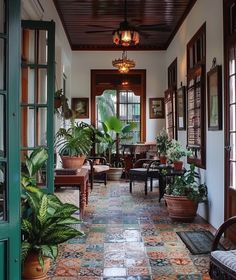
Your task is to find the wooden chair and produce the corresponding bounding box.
[129,159,160,195]
[209,216,236,280]
[83,156,109,189]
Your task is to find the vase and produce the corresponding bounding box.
[173,160,183,171]
[22,253,51,280]
[159,155,167,164]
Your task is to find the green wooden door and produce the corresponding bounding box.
[0,0,21,279]
[21,20,55,193]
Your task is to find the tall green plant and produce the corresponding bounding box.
[21,186,84,268]
[55,121,93,156]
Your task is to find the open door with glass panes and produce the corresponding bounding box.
[0,0,21,279]
[21,20,55,193]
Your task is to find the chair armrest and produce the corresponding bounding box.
[212,216,236,251]
[134,158,153,168]
[88,156,108,165]
[146,160,160,172]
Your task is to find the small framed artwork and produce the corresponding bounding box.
[149,98,165,119]
[207,65,222,130]
[71,98,89,118]
[176,86,186,130]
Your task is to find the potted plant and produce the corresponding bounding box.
[156,128,171,164]
[54,89,64,109]
[99,116,136,180]
[21,148,84,279]
[164,164,207,222]
[166,139,191,170]
[55,121,93,168]
[21,186,84,280]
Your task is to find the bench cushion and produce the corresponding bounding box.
[211,250,236,272]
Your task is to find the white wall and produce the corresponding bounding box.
[71,51,166,141]
[166,0,224,228]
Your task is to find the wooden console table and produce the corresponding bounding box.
[54,168,89,219]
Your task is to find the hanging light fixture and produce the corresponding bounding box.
[112,0,140,47]
[112,50,135,73]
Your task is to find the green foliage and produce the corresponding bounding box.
[21,186,84,267]
[165,164,207,202]
[166,139,192,162]
[55,121,93,156]
[99,116,137,165]
[156,128,171,155]
[21,148,48,188]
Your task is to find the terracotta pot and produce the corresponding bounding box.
[159,155,167,164]
[22,253,51,280]
[164,194,198,222]
[61,155,86,169]
[173,160,183,171]
[54,98,62,109]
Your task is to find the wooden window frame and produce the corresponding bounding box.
[186,23,206,169]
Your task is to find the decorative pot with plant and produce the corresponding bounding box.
[166,139,191,170]
[99,116,137,167]
[21,147,84,279]
[164,164,207,222]
[55,121,93,168]
[21,186,84,279]
[156,128,171,164]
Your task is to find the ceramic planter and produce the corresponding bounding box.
[173,160,183,171]
[22,253,51,280]
[61,155,86,169]
[164,194,198,222]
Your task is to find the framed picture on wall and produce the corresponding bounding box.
[207,65,222,130]
[72,98,89,118]
[176,86,186,130]
[149,98,165,119]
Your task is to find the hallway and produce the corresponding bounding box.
[50,182,212,279]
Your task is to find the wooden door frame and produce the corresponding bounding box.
[91,69,146,142]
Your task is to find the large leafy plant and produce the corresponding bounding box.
[55,121,93,156]
[165,164,207,202]
[21,186,84,267]
[99,116,137,165]
[156,128,171,155]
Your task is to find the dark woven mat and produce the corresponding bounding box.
[177,230,225,255]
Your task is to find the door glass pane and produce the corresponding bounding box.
[38,30,48,65]
[231,3,236,33]
[230,133,236,161]
[28,107,35,147]
[0,39,5,90]
[37,107,47,146]
[28,29,35,64]
[38,68,47,104]
[0,95,4,156]
[0,162,6,221]
[0,0,5,34]
[229,75,236,104]
[26,68,35,104]
[229,47,235,75]
[230,104,236,131]
[230,161,236,189]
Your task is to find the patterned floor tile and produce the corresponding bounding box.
[49,182,214,279]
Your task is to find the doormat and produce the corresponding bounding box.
[176,230,225,255]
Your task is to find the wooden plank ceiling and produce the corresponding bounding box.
[53,0,197,50]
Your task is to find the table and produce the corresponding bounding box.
[54,168,89,218]
[122,142,157,159]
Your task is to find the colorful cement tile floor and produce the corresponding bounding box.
[50,181,213,280]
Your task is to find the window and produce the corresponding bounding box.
[165,58,177,139]
[21,20,55,192]
[186,23,206,168]
[91,70,146,143]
